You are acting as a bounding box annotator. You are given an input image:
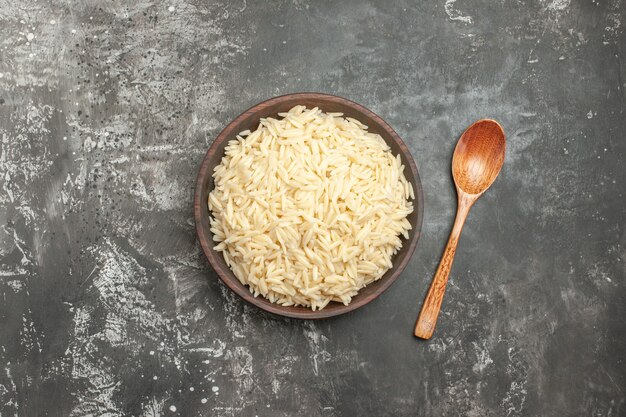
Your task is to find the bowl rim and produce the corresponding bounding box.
[194,92,424,319]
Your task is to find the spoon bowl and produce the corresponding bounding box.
[452,119,506,195]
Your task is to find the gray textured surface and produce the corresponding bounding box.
[1,0,625,416]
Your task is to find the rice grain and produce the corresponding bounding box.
[208,105,414,310]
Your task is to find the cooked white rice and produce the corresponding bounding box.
[208,105,414,310]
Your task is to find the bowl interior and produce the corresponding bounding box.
[194,93,423,319]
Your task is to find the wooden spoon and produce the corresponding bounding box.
[414,119,506,339]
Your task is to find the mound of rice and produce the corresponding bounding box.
[208,105,414,310]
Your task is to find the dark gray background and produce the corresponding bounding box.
[1,0,625,416]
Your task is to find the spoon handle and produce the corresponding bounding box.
[414,194,474,339]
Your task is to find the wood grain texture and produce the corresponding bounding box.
[194,93,424,319]
[415,119,505,339]
[414,193,474,339]
[452,119,506,196]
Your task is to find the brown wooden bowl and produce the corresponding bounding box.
[194,93,424,319]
